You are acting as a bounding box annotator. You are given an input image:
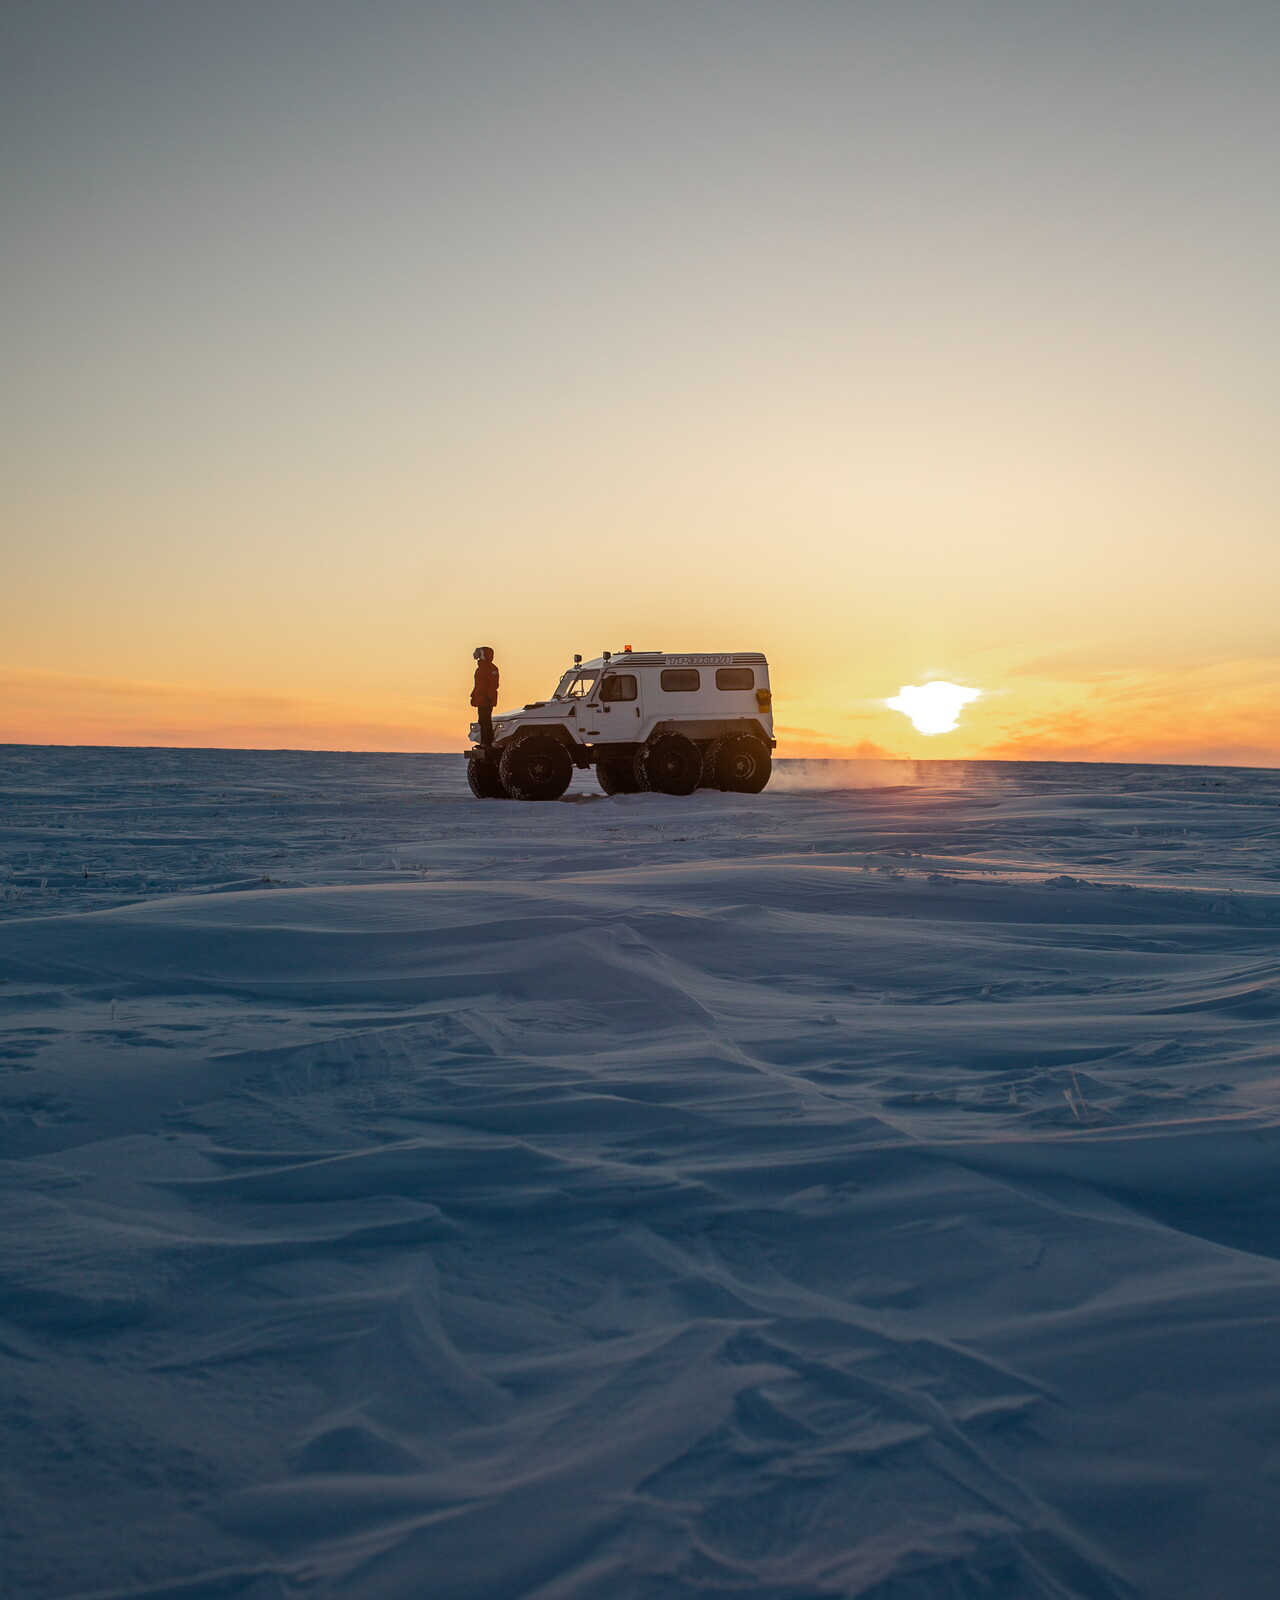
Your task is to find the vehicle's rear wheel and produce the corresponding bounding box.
[499,735,574,801]
[467,752,509,799]
[706,733,771,793]
[636,733,701,796]
[596,756,641,796]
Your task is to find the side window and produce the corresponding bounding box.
[599,673,637,703]
[660,669,700,692]
[715,668,755,691]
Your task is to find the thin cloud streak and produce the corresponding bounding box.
[977,656,1280,767]
[0,668,456,752]
[7,661,1275,766]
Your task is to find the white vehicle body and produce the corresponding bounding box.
[467,650,774,800]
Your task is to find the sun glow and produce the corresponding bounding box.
[887,681,981,735]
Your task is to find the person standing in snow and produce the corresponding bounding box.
[471,646,499,746]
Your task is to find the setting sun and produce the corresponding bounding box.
[887,682,981,736]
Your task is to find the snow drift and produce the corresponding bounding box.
[1,748,1279,1599]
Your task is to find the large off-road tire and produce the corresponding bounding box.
[498,735,574,801]
[706,732,771,793]
[596,756,641,796]
[467,752,509,799]
[636,733,701,796]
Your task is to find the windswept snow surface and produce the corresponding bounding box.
[2,747,1280,1600]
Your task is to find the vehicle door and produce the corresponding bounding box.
[594,666,642,739]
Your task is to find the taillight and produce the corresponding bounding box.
[756,689,772,711]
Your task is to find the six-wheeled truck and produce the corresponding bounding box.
[467,650,774,801]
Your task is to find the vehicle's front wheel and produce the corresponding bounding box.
[596,756,641,796]
[499,736,574,801]
[467,752,509,799]
[706,733,771,793]
[636,733,701,796]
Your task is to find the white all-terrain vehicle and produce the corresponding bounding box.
[467,650,774,801]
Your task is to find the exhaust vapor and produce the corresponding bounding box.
[769,758,917,791]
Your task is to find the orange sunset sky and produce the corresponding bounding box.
[3,3,1277,765]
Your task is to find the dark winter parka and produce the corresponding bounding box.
[471,650,499,708]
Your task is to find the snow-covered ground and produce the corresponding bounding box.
[2,746,1279,1600]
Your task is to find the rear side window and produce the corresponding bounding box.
[715,667,755,691]
[599,673,637,703]
[660,669,700,692]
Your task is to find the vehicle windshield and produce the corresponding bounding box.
[553,669,599,700]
